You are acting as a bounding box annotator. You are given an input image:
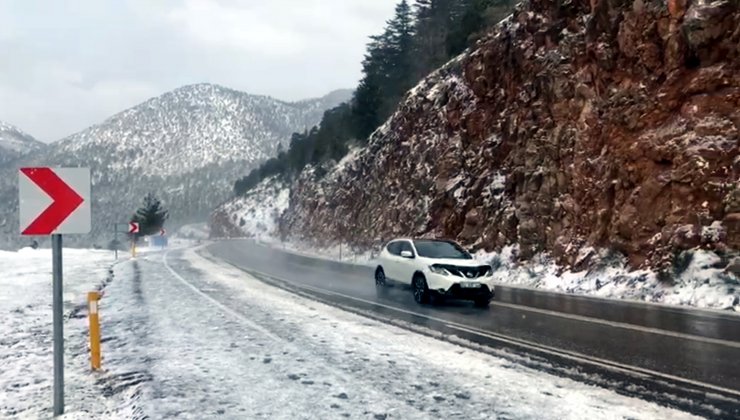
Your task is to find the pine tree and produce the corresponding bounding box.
[412,0,456,80]
[230,0,518,196]
[383,0,415,117]
[131,193,169,237]
[353,0,415,138]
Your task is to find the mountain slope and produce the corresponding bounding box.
[214,0,739,276]
[0,84,350,249]
[54,84,352,177]
[0,121,44,166]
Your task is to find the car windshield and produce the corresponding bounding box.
[413,240,472,259]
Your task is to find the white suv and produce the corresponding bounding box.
[374,238,495,307]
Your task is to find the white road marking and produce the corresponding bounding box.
[489,301,740,349]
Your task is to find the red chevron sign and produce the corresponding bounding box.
[19,168,91,235]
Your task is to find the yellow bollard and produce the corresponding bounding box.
[87,292,102,370]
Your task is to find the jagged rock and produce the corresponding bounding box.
[276,0,738,268]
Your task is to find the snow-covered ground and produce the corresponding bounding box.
[91,246,699,419]
[475,245,739,312]
[0,243,718,418]
[0,247,132,419]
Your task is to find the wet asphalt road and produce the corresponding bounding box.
[206,240,740,402]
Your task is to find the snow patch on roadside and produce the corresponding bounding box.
[478,245,740,311]
[0,247,135,419]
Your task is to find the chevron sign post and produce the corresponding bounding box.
[19,167,91,417]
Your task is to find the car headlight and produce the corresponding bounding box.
[428,265,448,276]
[485,265,494,277]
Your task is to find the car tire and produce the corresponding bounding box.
[473,297,490,308]
[375,267,386,287]
[412,274,430,304]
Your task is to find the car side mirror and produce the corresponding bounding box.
[400,250,414,259]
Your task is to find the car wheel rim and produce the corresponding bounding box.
[375,270,385,286]
[413,278,423,301]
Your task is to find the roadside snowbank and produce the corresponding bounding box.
[477,245,740,312]
[0,247,136,419]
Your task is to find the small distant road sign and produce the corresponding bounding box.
[19,167,91,235]
[129,222,140,234]
[160,228,166,236]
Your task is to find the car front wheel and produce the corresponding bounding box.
[412,274,430,304]
[473,297,490,308]
[375,267,386,287]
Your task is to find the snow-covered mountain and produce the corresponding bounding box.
[53,84,352,177]
[0,121,44,166]
[0,84,351,249]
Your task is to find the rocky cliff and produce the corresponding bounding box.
[277,0,739,271]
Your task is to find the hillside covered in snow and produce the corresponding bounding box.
[0,84,351,249]
[0,120,44,166]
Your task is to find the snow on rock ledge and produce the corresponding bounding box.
[210,177,290,239]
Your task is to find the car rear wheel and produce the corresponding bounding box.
[375,267,386,287]
[412,274,430,304]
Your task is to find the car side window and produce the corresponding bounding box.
[399,241,414,256]
[386,241,401,256]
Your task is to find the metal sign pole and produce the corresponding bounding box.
[51,234,64,416]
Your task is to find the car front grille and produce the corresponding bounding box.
[436,264,491,278]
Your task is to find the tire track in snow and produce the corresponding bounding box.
[162,250,282,342]
[95,260,153,420]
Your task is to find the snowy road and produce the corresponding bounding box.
[206,239,740,418]
[92,246,708,419]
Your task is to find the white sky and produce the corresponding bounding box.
[0,0,398,142]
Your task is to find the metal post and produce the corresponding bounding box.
[87,292,101,370]
[51,234,64,416]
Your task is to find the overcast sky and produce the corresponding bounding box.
[0,0,398,142]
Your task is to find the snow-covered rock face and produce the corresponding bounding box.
[0,85,350,249]
[0,121,44,166]
[210,177,290,239]
[279,0,739,274]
